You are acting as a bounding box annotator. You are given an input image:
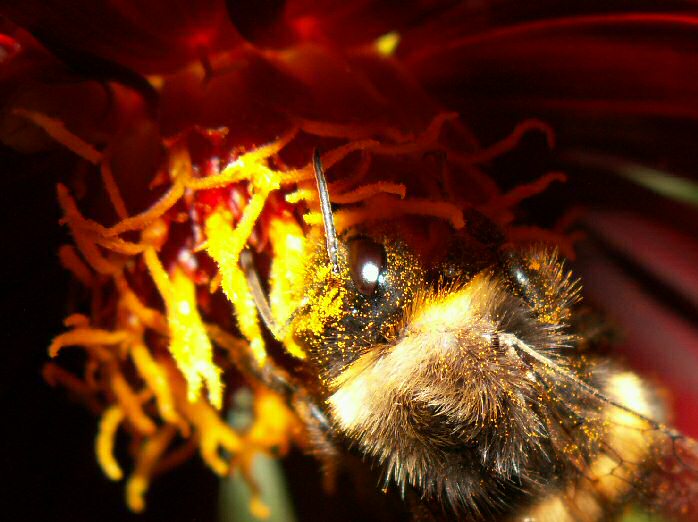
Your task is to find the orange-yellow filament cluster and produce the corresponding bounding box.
[30,102,567,516]
[146,250,223,409]
[268,218,308,358]
[204,207,269,364]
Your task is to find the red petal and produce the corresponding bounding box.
[0,0,240,74]
[411,12,698,120]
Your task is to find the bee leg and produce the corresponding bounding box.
[256,359,339,488]
[293,394,341,492]
[404,489,440,522]
[239,250,341,488]
[230,324,341,489]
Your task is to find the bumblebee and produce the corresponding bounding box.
[241,151,698,521]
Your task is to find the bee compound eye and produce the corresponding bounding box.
[348,237,386,296]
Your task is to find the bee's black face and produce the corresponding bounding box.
[290,228,425,382]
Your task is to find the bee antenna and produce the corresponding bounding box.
[312,149,340,273]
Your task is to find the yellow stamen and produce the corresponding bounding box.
[115,275,168,334]
[304,194,465,230]
[13,108,102,164]
[285,187,315,204]
[43,363,100,412]
[126,426,177,513]
[56,185,121,274]
[130,343,183,428]
[446,118,554,166]
[204,205,271,364]
[49,328,128,358]
[297,118,408,142]
[96,405,125,480]
[331,182,406,203]
[487,171,566,211]
[247,391,299,451]
[58,245,94,287]
[63,313,90,328]
[375,31,401,56]
[179,398,243,475]
[268,218,307,359]
[95,235,147,255]
[108,182,185,237]
[101,158,129,219]
[143,248,223,409]
[110,370,157,435]
[250,497,271,520]
[184,129,296,191]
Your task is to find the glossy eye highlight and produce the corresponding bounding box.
[348,237,385,296]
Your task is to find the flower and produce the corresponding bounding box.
[2,1,698,521]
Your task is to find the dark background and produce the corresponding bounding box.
[3,1,698,516]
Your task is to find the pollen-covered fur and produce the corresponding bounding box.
[293,223,675,520]
[327,271,574,516]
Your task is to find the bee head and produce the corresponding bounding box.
[290,151,425,381]
[289,151,582,510]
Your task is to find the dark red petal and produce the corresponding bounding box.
[225,0,289,46]
[411,12,698,120]
[578,243,698,438]
[0,0,240,74]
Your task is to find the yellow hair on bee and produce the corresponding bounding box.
[329,273,502,433]
[590,372,659,496]
[518,371,662,522]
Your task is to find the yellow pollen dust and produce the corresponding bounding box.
[145,249,223,409]
[204,209,267,364]
[297,263,348,337]
[375,31,401,56]
[268,217,308,359]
